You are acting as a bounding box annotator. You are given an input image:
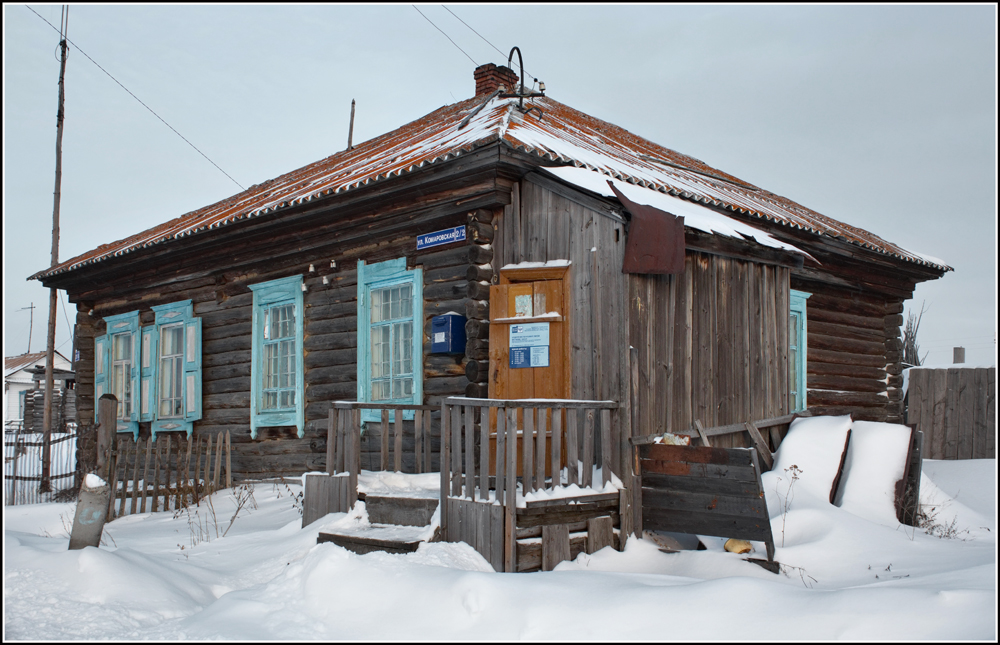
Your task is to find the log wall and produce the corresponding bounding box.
[68,174,504,480]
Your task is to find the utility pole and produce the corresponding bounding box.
[42,6,69,494]
[19,303,36,353]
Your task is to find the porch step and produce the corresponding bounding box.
[364,495,438,527]
[318,522,439,555]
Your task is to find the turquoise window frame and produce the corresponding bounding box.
[250,275,304,438]
[357,258,423,422]
[96,310,140,438]
[789,289,811,412]
[149,300,202,439]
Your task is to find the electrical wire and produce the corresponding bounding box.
[26,5,246,192]
[412,5,478,67]
[442,5,539,85]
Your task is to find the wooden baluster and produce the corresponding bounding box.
[479,406,489,501]
[151,437,162,512]
[552,408,562,488]
[440,403,451,536]
[117,439,131,517]
[566,408,579,486]
[583,409,595,488]
[536,408,547,490]
[495,406,506,506]
[226,430,232,489]
[464,405,474,499]
[523,407,534,493]
[451,404,462,497]
[414,407,423,474]
[423,410,432,473]
[601,408,612,487]
[504,406,518,572]
[213,431,222,491]
[130,437,142,515]
[394,409,404,472]
[334,405,340,475]
[381,409,390,471]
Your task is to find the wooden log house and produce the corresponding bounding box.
[33,64,949,531]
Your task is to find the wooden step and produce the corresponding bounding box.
[365,495,438,527]
[318,531,423,555]
[317,522,439,555]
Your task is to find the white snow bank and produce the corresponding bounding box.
[770,415,852,505]
[835,421,912,526]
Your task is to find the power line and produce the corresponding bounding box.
[412,5,478,67]
[441,5,539,85]
[26,5,246,192]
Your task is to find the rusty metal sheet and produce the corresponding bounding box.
[610,181,685,275]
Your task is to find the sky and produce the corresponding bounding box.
[3,5,997,366]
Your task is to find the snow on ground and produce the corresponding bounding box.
[5,456,996,640]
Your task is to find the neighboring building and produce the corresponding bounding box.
[31,64,950,481]
[4,351,73,429]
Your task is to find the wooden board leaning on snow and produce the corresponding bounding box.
[638,442,776,565]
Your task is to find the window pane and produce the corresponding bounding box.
[789,312,799,349]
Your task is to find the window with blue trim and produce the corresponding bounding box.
[95,310,140,437]
[789,289,811,412]
[250,275,304,438]
[96,303,202,440]
[357,259,423,421]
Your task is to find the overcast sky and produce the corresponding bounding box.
[3,5,996,367]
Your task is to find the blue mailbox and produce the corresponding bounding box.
[431,313,466,354]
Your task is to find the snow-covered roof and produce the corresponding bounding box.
[31,92,951,282]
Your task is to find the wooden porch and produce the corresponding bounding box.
[305,397,625,572]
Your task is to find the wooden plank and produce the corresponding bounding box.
[587,516,614,554]
[440,403,450,535]
[693,420,711,447]
[479,406,489,501]
[601,408,612,487]
[639,458,759,482]
[986,368,996,459]
[641,472,765,497]
[642,507,773,542]
[640,443,754,466]
[504,406,517,572]
[523,407,534,493]
[163,436,174,511]
[944,369,960,460]
[334,406,340,475]
[414,405,423,474]
[490,502,504,572]
[226,429,232,489]
[523,492,621,508]
[424,410,433,473]
[140,435,153,513]
[930,369,948,459]
[350,409,360,503]
[566,408,579,486]
[130,437,142,515]
[495,406,506,505]
[213,431,223,490]
[184,433,194,504]
[465,405,475,499]
[394,409,404,472]
[381,409,390,471]
[536,408,547,489]
[957,369,975,460]
[452,404,462,496]
[583,409,595,487]
[744,422,773,471]
[551,408,562,488]
[641,487,769,517]
[151,437,162,512]
[541,524,571,571]
[972,369,986,459]
[118,439,132,517]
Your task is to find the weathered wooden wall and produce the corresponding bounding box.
[907,367,996,459]
[493,174,631,476]
[629,254,791,448]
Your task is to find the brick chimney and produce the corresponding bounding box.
[474,63,518,96]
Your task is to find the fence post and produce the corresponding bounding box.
[68,474,110,550]
[95,394,118,474]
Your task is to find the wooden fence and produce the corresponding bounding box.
[99,430,232,519]
[4,424,78,505]
[907,367,995,459]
